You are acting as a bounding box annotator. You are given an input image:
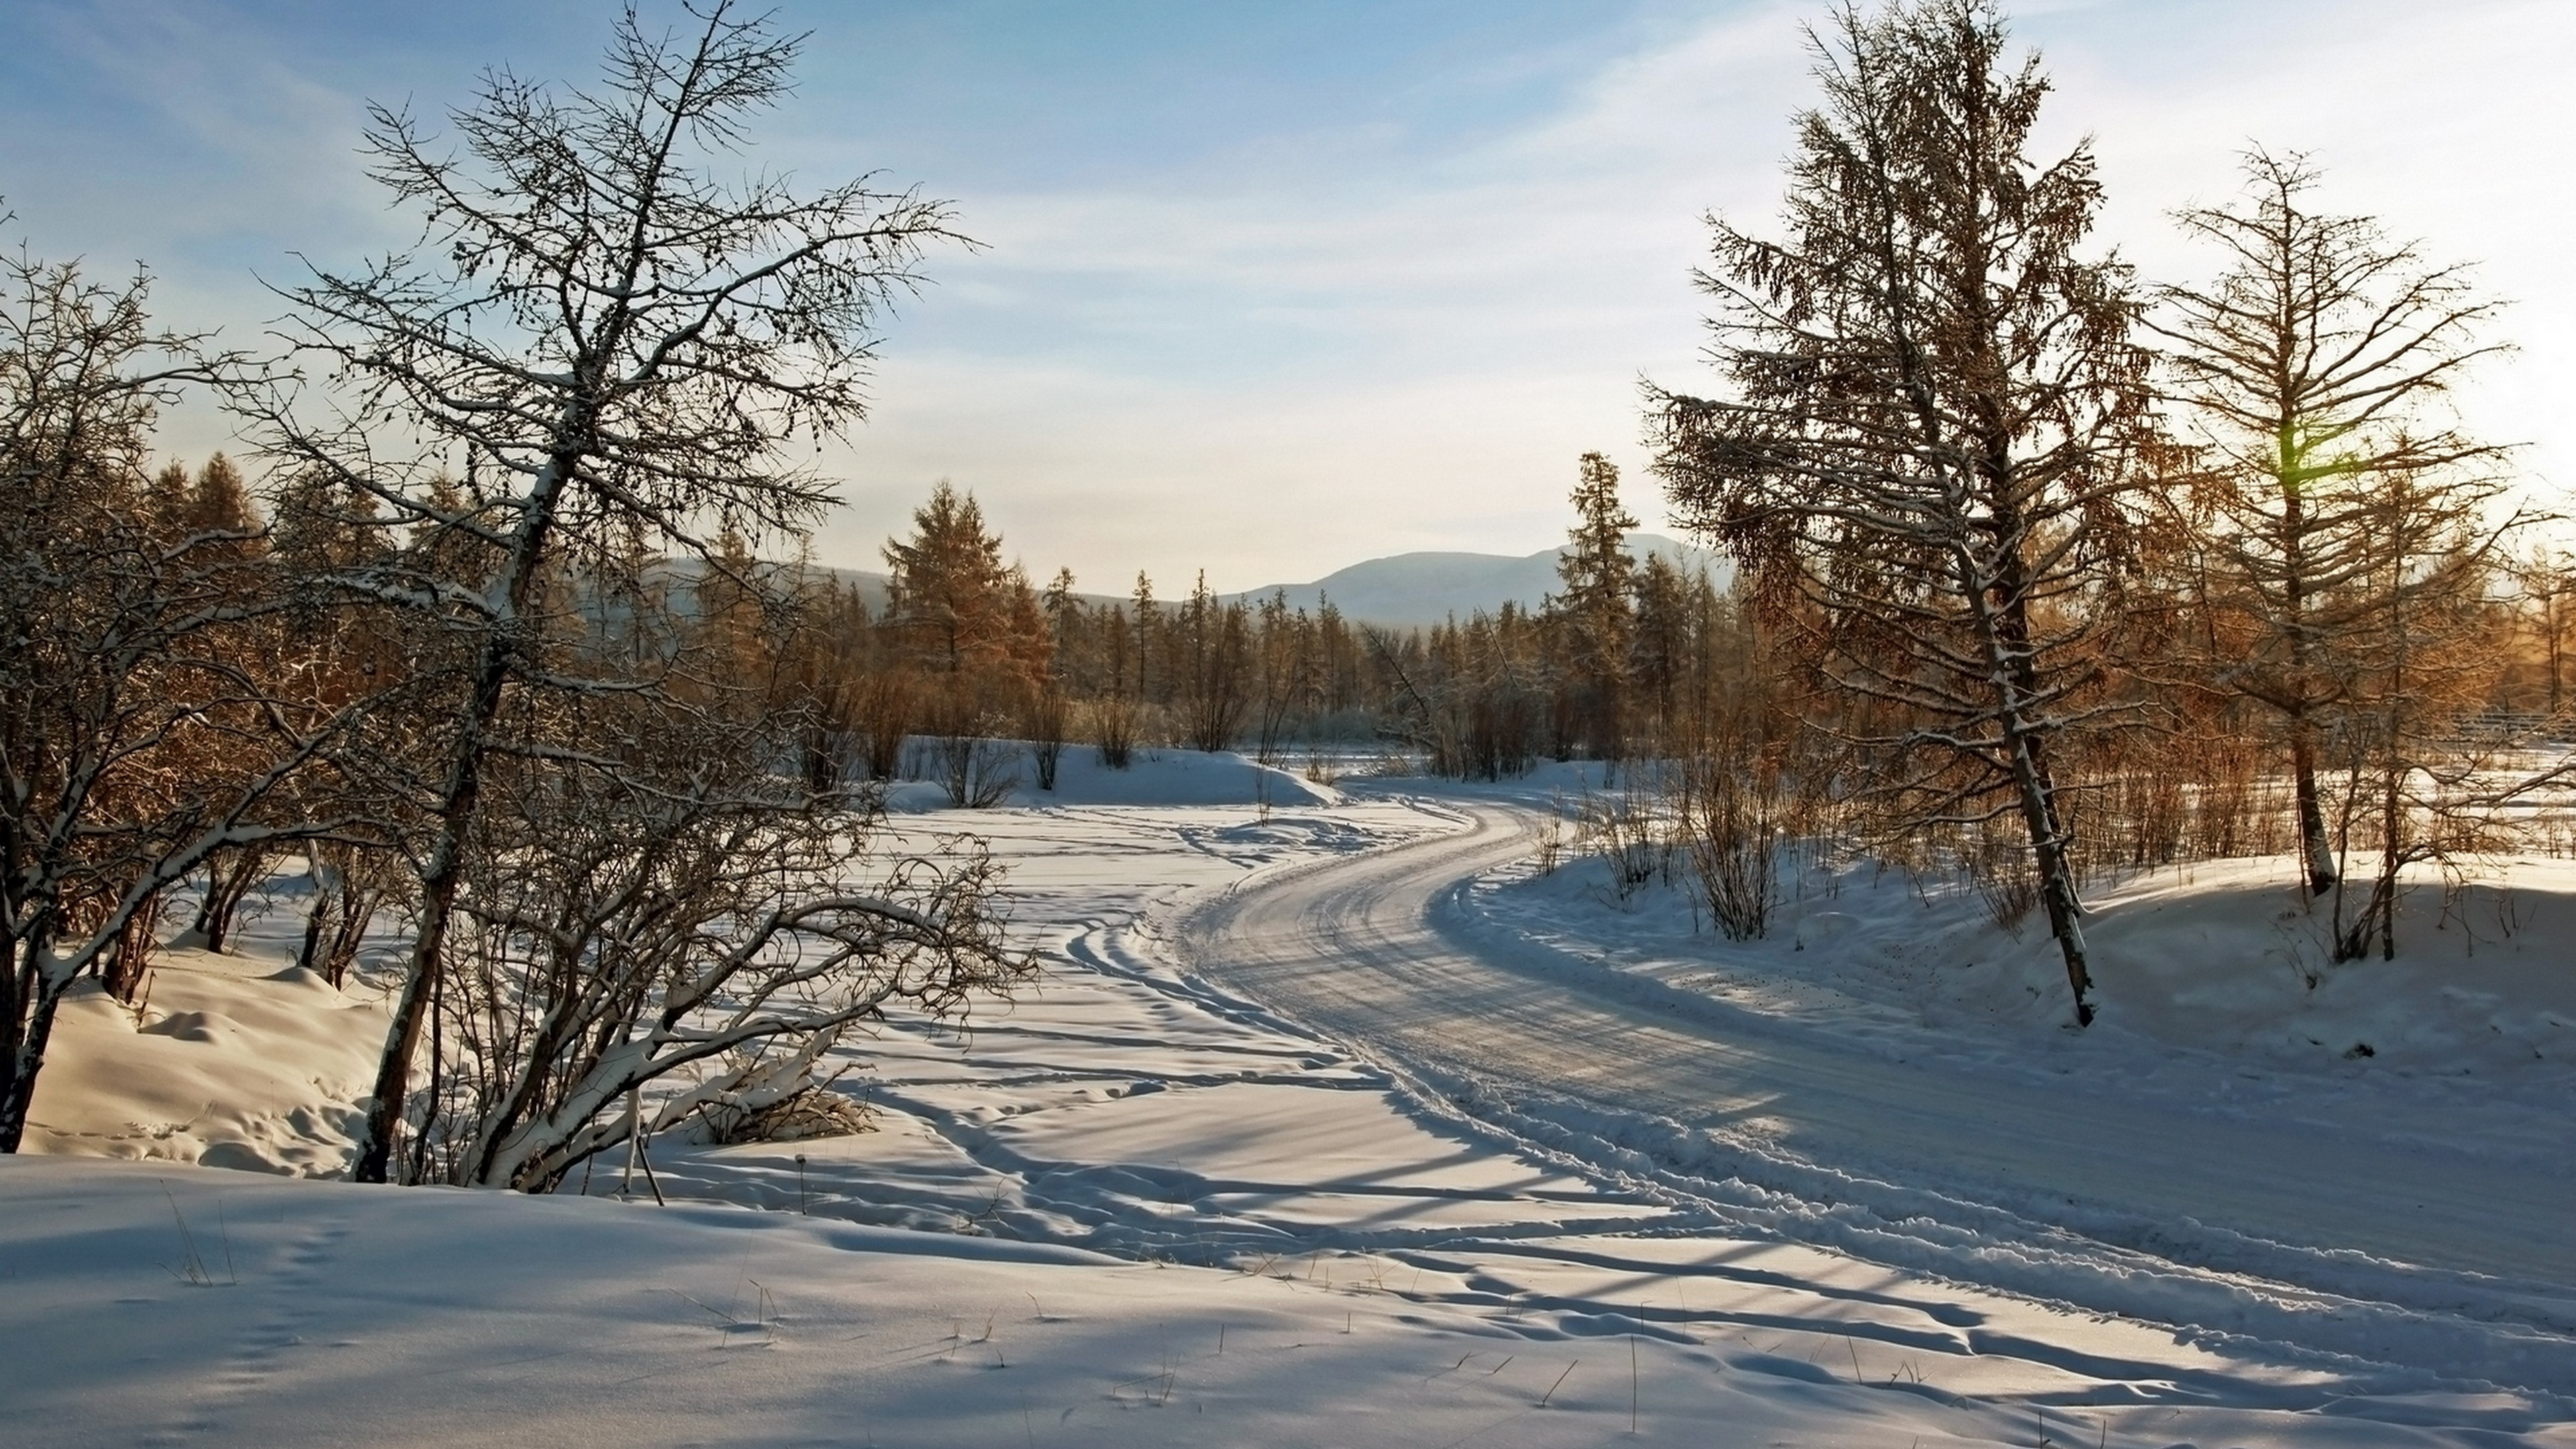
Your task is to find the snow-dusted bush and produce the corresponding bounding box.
[402,696,1023,1191]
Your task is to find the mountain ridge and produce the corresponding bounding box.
[1222,533,1725,627]
[714,533,1727,629]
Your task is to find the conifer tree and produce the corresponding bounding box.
[1042,566,1081,671]
[1629,551,1690,747]
[1650,0,2151,1025]
[882,481,1010,680]
[1554,451,1638,761]
[998,564,1054,696]
[1130,572,1158,703]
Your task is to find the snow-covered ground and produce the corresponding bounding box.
[8,750,2575,1446]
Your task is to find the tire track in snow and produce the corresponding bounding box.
[1175,796,2576,1398]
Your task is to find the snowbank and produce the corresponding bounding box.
[1483,844,2576,1082]
[23,946,386,1175]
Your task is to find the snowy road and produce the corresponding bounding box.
[1181,795,2576,1389]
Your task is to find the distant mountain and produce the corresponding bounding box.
[648,555,894,615]
[681,535,1727,630]
[1226,533,1726,628]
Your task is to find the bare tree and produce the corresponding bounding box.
[1249,590,1307,765]
[267,469,421,989]
[407,691,1020,1191]
[292,839,405,987]
[2149,149,2512,896]
[2319,468,2516,961]
[0,241,368,1149]
[1650,0,2151,1025]
[241,1,969,1182]
[1027,687,1069,790]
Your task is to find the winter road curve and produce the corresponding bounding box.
[1177,796,2576,1381]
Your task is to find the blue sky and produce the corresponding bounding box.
[3,1,2567,589]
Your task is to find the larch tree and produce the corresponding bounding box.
[882,480,1010,680]
[241,1,982,1183]
[1250,589,1311,765]
[1130,571,1159,704]
[1175,572,1251,753]
[998,564,1055,698]
[266,468,412,989]
[2149,150,2512,897]
[2322,464,2515,961]
[1648,0,2153,1026]
[1042,566,1081,664]
[150,454,282,955]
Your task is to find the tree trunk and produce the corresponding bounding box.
[294,855,339,977]
[192,846,266,954]
[351,704,487,1183]
[1996,684,2086,1019]
[2010,731,2094,1025]
[2276,429,2341,898]
[1973,506,2094,1026]
[351,444,582,1184]
[0,956,70,1153]
[2548,590,2563,718]
[101,891,163,1004]
[2289,714,2338,896]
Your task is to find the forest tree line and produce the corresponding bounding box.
[775,468,1750,789]
[6,0,2574,1184]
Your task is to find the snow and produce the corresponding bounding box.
[10,751,2576,1445]
[1477,837,2576,1167]
[5,1156,2296,1449]
[23,949,386,1174]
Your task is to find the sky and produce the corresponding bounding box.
[2,0,2568,592]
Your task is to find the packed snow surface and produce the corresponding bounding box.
[9,751,2575,1446]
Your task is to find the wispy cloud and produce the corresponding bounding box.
[830,0,2571,588]
[5,0,2563,588]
